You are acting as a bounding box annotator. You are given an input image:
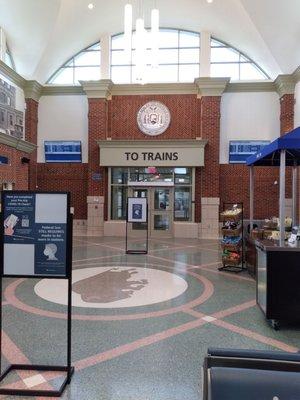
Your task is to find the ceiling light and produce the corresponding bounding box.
[151,8,159,69]
[207,0,213,3]
[88,3,94,10]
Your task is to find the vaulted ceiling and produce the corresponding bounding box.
[0,0,299,83]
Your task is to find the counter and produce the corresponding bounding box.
[255,238,300,329]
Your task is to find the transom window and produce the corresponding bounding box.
[47,42,101,85]
[210,38,269,80]
[111,28,200,84]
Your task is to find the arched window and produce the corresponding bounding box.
[111,28,200,84]
[5,47,16,71]
[210,38,269,80]
[47,42,101,85]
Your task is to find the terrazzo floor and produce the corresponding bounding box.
[1,236,300,399]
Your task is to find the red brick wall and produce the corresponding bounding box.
[88,98,108,200]
[0,144,29,189]
[280,94,294,135]
[108,95,198,139]
[199,96,221,198]
[37,164,88,219]
[25,98,39,189]
[220,164,292,219]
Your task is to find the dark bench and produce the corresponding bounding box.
[203,348,300,400]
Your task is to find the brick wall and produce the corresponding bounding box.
[88,98,108,195]
[108,95,198,139]
[220,164,292,219]
[199,96,221,198]
[0,144,29,189]
[280,94,294,135]
[37,164,88,219]
[25,98,39,189]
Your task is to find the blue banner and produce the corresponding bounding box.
[229,140,270,164]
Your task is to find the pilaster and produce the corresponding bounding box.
[25,97,39,189]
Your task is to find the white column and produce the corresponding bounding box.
[100,33,111,79]
[279,150,286,244]
[249,166,254,231]
[200,31,211,77]
[0,28,6,62]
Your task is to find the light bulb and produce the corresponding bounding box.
[207,0,213,3]
[88,3,94,9]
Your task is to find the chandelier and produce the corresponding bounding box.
[124,1,159,84]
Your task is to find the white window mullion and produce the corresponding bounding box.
[199,31,211,77]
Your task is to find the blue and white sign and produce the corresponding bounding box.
[0,156,8,164]
[229,140,270,164]
[127,197,147,223]
[44,141,82,163]
[2,192,69,277]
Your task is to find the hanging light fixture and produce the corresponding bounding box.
[151,7,159,69]
[124,3,133,64]
[123,0,159,84]
[135,17,147,84]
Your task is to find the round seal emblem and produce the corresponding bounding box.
[137,101,171,136]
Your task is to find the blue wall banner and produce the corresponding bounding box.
[229,140,270,163]
[1,192,70,277]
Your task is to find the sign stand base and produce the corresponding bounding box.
[0,364,74,397]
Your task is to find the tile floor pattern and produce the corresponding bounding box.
[0,237,300,399]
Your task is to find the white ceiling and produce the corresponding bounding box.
[0,0,299,83]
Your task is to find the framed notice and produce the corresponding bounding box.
[229,140,270,164]
[44,141,82,163]
[127,197,147,223]
[1,191,71,278]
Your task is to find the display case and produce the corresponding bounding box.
[219,202,244,273]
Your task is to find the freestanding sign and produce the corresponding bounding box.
[0,191,74,397]
[2,192,69,277]
[127,197,147,223]
[126,197,148,254]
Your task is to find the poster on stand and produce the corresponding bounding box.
[1,192,70,277]
[127,197,147,223]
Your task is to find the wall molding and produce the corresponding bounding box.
[42,85,85,96]
[225,81,275,93]
[293,66,300,84]
[195,77,230,97]
[80,79,113,99]
[24,80,43,101]
[97,139,208,148]
[0,132,37,153]
[1,57,300,98]
[0,60,26,88]
[112,83,197,95]
[274,74,296,98]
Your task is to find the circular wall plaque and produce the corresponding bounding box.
[137,101,171,136]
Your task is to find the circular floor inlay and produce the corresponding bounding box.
[34,267,188,308]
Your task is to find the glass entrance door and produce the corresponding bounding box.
[151,188,174,237]
[128,187,174,238]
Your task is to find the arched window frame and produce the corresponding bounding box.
[5,46,16,71]
[46,31,270,84]
[210,37,269,80]
[110,28,201,84]
[47,41,101,85]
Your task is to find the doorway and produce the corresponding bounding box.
[129,187,174,238]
